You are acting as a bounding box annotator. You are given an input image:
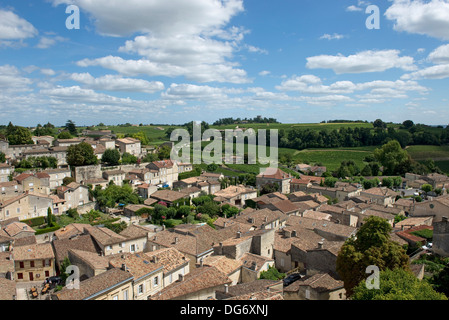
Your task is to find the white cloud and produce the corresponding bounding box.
[385,0,449,40]
[52,0,248,83]
[77,56,249,84]
[428,44,449,64]
[259,71,271,76]
[402,64,449,80]
[306,50,416,74]
[162,83,228,100]
[0,9,37,40]
[319,33,345,40]
[346,5,363,12]
[0,65,33,93]
[70,73,165,93]
[36,36,67,49]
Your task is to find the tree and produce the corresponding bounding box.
[259,266,285,280]
[402,120,415,130]
[101,149,121,166]
[431,263,449,297]
[352,268,447,300]
[66,142,98,167]
[131,131,150,146]
[361,165,373,177]
[157,145,171,160]
[65,120,77,136]
[324,177,338,188]
[336,216,410,297]
[0,152,5,163]
[58,131,73,139]
[207,163,218,172]
[373,119,386,129]
[63,177,76,186]
[421,184,433,194]
[6,125,33,145]
[260,183,279,195]
[47,207,53,227]
[373,140,411,176]
[121,152,137,164]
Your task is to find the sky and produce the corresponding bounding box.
[0,0,449,127]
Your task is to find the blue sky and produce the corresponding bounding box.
[1,0,449,127]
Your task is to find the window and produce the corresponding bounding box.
[123,290,129,300]
[305,288,310,300]
[5,210,9,217]
[30,261,35,268]
[113,295,118,300]
[154,276,159,287]
[138,284,144,294]
[107,245,112,251]
[45,271,49,277]
[130,244,136,252]
[17,273,23,280]
[280,258,284,267]
[19,262,24,269]
[17,208,20,213]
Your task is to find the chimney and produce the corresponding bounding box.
[174,237,179,244]
[224,284,229,294]
[200,258,204,267]
[223,222,227,228]
[264,216,268,223]
[237,231,241,238]
[153,256,159,263]
[121,264,127,271]
[219,242,223,255]
[318,242,324,249]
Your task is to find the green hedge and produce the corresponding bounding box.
[21,216,46,227]
[35,224,61,235]
[91,217,121,226]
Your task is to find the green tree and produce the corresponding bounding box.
[361,165,373,177]
[421,184,433,194]
[431,264,449,297]
[324,177,338,188]
[259,266,285,280]
[65,120,77,136]
[373,140,411,176]
[382,177,394,188]
[6,125,33,145]
[63,177,76,186]
[58,131,73,139]
[131,131,150,146]
[121,152,137,164]
[101,149,121,166]
[47,207,53,227]
[336,216,410,297]
[352,268,447,300]
[157,145,171,160]
[67,142,98,167]
[0,152,5,163]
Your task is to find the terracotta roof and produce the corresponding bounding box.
[257,167,290,180]
[226,291,284,300]
[214,185,256,199]
[201,255,243,275]
[13,243,54,261]
[119,224,150,240]
[233,208,287,228]
[53,224,91,240]
[3,222,35,237]
[52,234,100,264]
[394,217,432,229]
[0,278,16,300]
[35,172,50,179]
[239,252,273,271]
[151,189,188,202]
[151,159,174,169]
[283,273,343,293]
[53,267,134,300]
[68,249,109,270]
[150,266,231,300]
[362,187,398,197]
[266,199,299,214]
[107,252,163,281]
[216,279,282,298]
[85,226,128,246]
[143,247,190,273]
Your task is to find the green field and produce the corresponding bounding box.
[406,145,449,161]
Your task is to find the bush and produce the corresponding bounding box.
[21,217,46,227]
[35,224,61,235]
[259,266,285,280]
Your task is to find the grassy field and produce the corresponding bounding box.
[406,145,449,161]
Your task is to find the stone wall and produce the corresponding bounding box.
[433,217,449,257]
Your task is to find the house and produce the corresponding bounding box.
[107,253,164,300]
[394,198,415,215]
[136,184,158,199]
[290,176,325,193]
[0,192,53,221]
[116,137,142,156]
[67,249,110,279]
[0,181,22,200]
[410,195,449,222]
[2,221,36,240]
[232,208,287,230]
[215,279,283,300]
[359,187,398,206]
[84,225,148,257]
[52,267,134,300]
[213,185,258,208]
[149,265,232,300]
[149,189,191,207]
[201,254,243,285]
[295,164,312,173]
[52,233,101,271]
[13,243,55,282]
[21,146,68,167]
[246,192,288,208]
[147,160,179,187]
[283,273,345,300]
[14,173,49,195]
[303,241,345,279]
[433,216,449,257]
[54,182,91,214]
[421,173,449,190]
[54,138,86,147]
[256,167,292,194]
[40,168,72,189]
[177,163,193,174]
[239,252,275,283]
[144,247,190,288]
[83,178,109,190]
[0,163,13,183]
[394,217,433,231]
[395,225,433,248]
[102,169,126,186]
[258,199,302,216]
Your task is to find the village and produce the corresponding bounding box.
[0,128,448,301]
